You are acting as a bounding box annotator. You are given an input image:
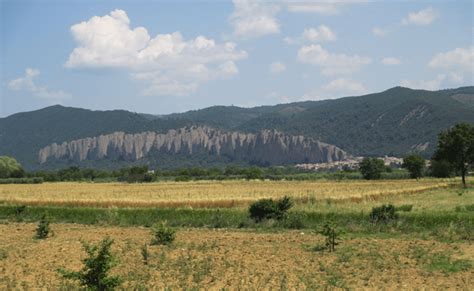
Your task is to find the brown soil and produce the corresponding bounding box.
[0,223,472,289]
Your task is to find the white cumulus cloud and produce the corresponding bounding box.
[286,25,337,44]
[402,7,437,26]
[400,74,446,91]
[429,46,474,72]
[322,78,367,95]
[230,0,280,39]
[7,68,71,101]
[428,46,473,86]
[297,44,371,76]
[66,9,247,96]
[269,62,286,74]
[381,57,401,65]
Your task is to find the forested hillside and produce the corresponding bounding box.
[1,86,473,170]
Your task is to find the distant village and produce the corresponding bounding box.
[295,156,405,172]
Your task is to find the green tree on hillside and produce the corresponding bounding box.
[0,156,24,178]
[402,154,426,179]
[359,158,385,180]
[432,123,474,187]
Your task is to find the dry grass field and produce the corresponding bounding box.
[0,179,452,208]
[0,223,472,289]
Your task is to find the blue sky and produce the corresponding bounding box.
[1,0,472,117]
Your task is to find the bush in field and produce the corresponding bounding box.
[275,196,294,220]
[151,223,176,245]
[369,204,398,224]
[58,237,122,290]
[35,214,50,239]
[359,158,385,180]
[249,196,293,222]
[249,199,277,222]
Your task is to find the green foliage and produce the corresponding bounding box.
[245,167,264,180]
[238,87,474,158]
[319,223,338,252]
[125,166,151,183]
[369,204,398,224]
[249,199,277,222]
[396,204,413,212]
[359,158,385,180]
[0,156,24,178]
[280,212,306,229]
[0,204,473,240]
[141,244,149,266]
[429,160,454,178]
[151,223,176,245]
[0,177,43,184]
[58,237,122,290]
[35,214,50,239]
[249,196,294,222]
[433,123,474,186]
[426,253,472,274]
[402,154,426,179]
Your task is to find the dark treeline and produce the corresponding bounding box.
[22,164,416,183]
[28,165,319,182]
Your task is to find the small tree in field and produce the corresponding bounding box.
[58,237,122,290]
[35,214,50,239]
[359,157,385,180]
[402,154,426,179]
[433,123,474,187]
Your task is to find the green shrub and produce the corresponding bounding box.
[15,205,27,222]
[320,223,338,252]
[58,237,122,290]
[281,212,306,229]
[0,177,43,184]
[249,196,294,222]
[141,244,149,265]
[15,205,26,215]
[249,199,277,222]
[175,175,191,182]
[275,196,294,220]
[151,223,176,245]
[369,204,398,224]
[35,214,50,239]
[465,204,474,212]
[396,204,413,212]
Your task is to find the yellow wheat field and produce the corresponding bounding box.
[0,179,453,208]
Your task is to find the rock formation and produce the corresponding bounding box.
[38,126,348,166]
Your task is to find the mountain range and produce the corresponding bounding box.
[1,86,473,170]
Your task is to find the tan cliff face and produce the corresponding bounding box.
[38,126,348,165]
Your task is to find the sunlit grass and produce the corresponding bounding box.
[0,179,454,208]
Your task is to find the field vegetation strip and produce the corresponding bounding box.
[0,179,452,208]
